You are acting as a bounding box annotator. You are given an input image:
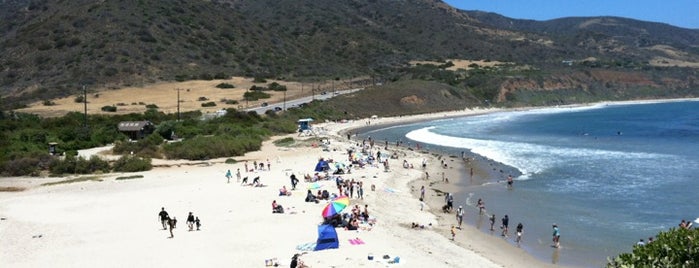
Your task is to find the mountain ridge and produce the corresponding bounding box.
[1,0,697,107]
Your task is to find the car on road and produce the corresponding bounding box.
[274,107,282,111]
[261,102,268,107]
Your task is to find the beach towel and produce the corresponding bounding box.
[383,187,400,193]
[295,242,316,252]
[348,238,365,245]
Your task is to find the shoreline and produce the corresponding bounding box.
[2,98,697,267]
[335,97,699,267]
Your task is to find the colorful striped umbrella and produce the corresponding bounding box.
[321,195,350,218]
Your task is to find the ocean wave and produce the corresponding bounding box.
[406,126,669,179]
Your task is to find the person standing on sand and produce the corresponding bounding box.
[516,223,524,243]
[244,161,249,173]
[451,225,456,240]
[552,224,561,248]
[489,214,496,231]
[501,215,509,237]
[236,168,241,183]
[420,186,425,200]
[158,207,169,230]
[477,198,485,214]
[456,206,464,228]
[290,174,299,190]
[186,212,195,231]
[167,216,177,238]
[195,217,201,231]
[507,174,514,189]
[225,169,232,183]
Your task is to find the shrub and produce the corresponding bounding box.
[201,102,216,107]
[243,91,270,101]
[224,99,238,105]
[225,158,236,164]
[273,137,295,147]
[607,227,699,267]
[163,135,262,160]
[1,157,40,176]
[101,105,117,112]
[43,100,56,106]
[74,95,85,103]
[268,82,287,91]
[112,155,152,172]
[253,76,267,83]
[145,104,158,109]
[115,175,144,180]
[112,133,164,156]
[216,83,235,89]
[197,96,209,101]
[49,155,110,175]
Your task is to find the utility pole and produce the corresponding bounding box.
[283,90,286,110]
[176,88,181,121]
[83,85,88,128]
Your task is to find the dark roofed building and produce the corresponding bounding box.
[118,121,155,140]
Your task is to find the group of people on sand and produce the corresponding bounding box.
[335,177,364,199]
[442,192,536,247]
[158,207,201,238]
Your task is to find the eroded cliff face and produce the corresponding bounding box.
[496,69,696,102]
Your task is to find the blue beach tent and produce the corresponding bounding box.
[314,224,339,251]
[314,159,329,172]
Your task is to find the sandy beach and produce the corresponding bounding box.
[0,107,560,268]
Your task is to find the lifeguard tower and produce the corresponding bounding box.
[297,118,315,136]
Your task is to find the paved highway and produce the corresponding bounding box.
[245,88,363,114]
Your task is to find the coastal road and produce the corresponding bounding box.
[245,88,363,114]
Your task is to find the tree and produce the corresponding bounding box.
[607,227,699,267]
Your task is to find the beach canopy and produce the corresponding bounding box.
[314,159,329,172]
[314,224,339,251]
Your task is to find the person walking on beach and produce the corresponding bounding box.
[225,169,232,183]
[515,223,523,244]
[236,168,241,183]
[158,207,169,230]
[186,212,195,231]
[167,216,177,238]
[506,175,514,189]
[456,206,464,228]
[477,198,485,214]
[552,224,561,248]
[195,217,201,231]
[489,214,496,231]
[501,215,509,237]
[244,161,249,173]
[290,174,299,190]
[420,186,425,201]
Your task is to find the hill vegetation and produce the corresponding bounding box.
[1,0,698,108]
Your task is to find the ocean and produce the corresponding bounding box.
[359,100,699,267]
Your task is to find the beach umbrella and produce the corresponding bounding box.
[321,195,350,218]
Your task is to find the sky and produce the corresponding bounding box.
[443,0,699,29]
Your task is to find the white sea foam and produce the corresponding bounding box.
[406,126,668,180]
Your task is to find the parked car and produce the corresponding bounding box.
[274,107,282,111]
[261,102,268,107]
